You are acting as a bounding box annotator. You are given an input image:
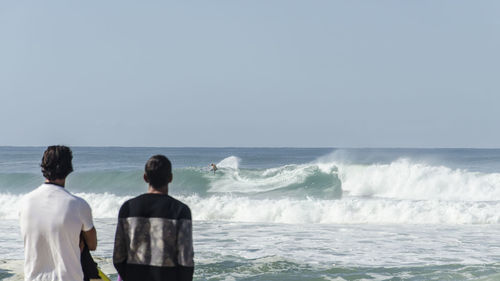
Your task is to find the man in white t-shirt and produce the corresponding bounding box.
[19,145,97,281]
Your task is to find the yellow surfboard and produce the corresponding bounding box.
[97,268,111,281]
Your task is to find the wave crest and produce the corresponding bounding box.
[207,164,342,199]
[335,159,500,201]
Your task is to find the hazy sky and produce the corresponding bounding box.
[1,1,499,147]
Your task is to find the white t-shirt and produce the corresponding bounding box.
[19,183,94,281]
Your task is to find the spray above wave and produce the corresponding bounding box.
[216,156,240,169]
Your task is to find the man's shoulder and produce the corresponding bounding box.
[168,195,191,212]
[122,193,149,206]
[23,183,47,195]
[69,193,91,209]
[119,193,191,219]
[43,184,90,208]
[166,195,192,220]
[21,184,61,202]
[49,185,89,205]
[157,194,191,215]
[117,194,144,217]
[20,187,40,208]
[20,184,91,215]
[125,193,188,207]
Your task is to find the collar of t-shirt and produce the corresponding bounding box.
[45,182,65,188]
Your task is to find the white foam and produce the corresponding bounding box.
[183,195,500,224]
[334,159,500,201]
[5,192,500,224]
[4,158,500,224]
[0,193,23,220]
[74,192,131,218]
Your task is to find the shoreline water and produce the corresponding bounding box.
[3,220,500,280]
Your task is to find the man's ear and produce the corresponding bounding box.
[169,173,173,183]
[143,173,149,183]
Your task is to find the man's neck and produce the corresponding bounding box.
[147,185,168,195]
[45,178,66,188]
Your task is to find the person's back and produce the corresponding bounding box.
[20,183,93,280]
[113,155,194,281]
[19,145,96,281]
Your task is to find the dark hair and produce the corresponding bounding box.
[145,155,172,190]
[41,145,74,180]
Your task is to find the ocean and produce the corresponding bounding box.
[1,147,500,280]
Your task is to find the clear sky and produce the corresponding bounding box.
[1,1,499,147]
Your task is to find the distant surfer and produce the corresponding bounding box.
[210,163,217,174]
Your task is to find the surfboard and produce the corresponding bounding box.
[97,268,111,281]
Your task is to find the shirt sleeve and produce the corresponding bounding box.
[177,205,194,265]
[113,204,129,279]
[176,205,194,281]
[79,199,94,232]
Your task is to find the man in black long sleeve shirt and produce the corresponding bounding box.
[113,155,194,281]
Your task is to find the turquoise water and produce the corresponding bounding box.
[2,147,500,280]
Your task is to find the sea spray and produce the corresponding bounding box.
[216,156,240,169]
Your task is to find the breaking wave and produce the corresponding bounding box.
[2,155,500,224]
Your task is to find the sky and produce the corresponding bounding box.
[0,1,499,147]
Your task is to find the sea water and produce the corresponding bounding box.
[1,147,500,280]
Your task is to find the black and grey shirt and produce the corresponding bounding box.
[113,193,194,281]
